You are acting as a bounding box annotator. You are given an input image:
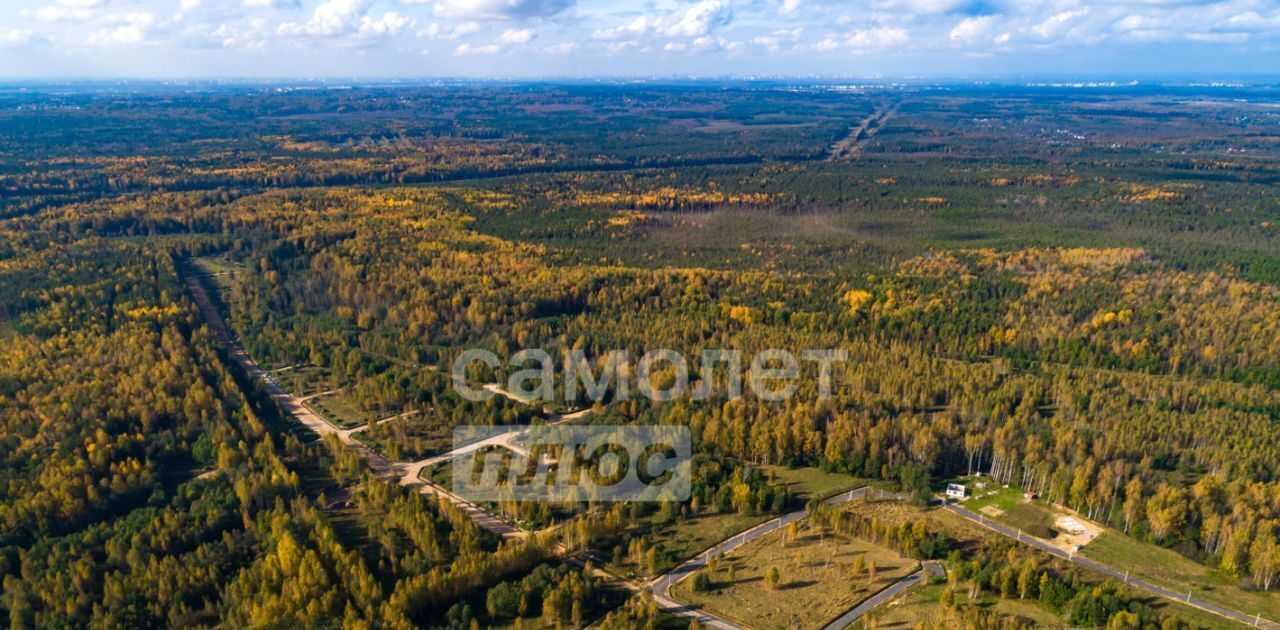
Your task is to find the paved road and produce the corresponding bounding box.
[823,562,944,630]
[942,502,1277,629]
[649,487,908,629]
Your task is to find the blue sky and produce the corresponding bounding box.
[1,0,1278,78]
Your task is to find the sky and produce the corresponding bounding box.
[1,0,1279,78]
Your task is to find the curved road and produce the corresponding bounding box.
[822,562,944,630]
[649,487,908,630]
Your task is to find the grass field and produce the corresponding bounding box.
[848,498,1005,549]
[671,521,917,630]
[760,465,866,501]
[601,466,867,579]
[854,583,947,629]
[307,391,386,429]
[607,509,773,579]
[958,480,1280,624]
[853,583,1064,629]
[961,483,1060,540]
[275,365,333,396]
[1082,532,1280,623]
[190,255,244,291]
[853,576,1243,630]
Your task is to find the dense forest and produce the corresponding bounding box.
[1,81,1278,628]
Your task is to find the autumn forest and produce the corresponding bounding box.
[1,81,1279,629]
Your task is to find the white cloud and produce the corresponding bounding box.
[542,41,574,53]
[0,30,34,48]
[753,26,802,52]
[359,12,411,38]
[592,16,649,41]
[279,0,374,37]
[1185,31,1248,42]
[276,0,409,41]
[9,0,1280,72]
[1032,9,1088,39]
[497,27,534,44]
[23,6,93,22]
[451,21,481,38]
[454,41,500,53]
[814,36,839,51]
[87,11,155,46]
[662,0,731,38]
[847,26,909,50]
[873,0,969,16]
[435,0,575,21]
[591,0,732,46]
[949,15,998,43]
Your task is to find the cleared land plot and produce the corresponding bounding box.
[190,255,245,291]
[962,483,1280,622]
[857,580,1242,630]
[671,522,917,630]
[599,467,864,580]
[275,365,333,396]
[307,391,388,430]
[854,583,1061,629]
[852,498,1004,550]
[760,465,866,501]
[422,453,583,531]
[962,485,1059,539]
[606,510,773,580]
[1082,531,1280,623]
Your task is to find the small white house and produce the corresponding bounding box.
[946,483,969,499]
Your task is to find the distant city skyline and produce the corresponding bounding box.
[2,0,1279,78]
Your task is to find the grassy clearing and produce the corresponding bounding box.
[421,453,583,531]
[600,466,865,579]
[958,482,1020,509]
[277,365,333,396]
[1144,595,1252,630]
[859,586,1061,629]
[307,391,384,429]
[190,255,244,291]
[760,465,865,501]
[962,484,1058,539]
[854,583,945,628]
[1082,532,1280,623]
[960,484,1279,624]
[671,521,917,630]
[998,504,1057,540]
[853,576,1241,630]
[605,510,773,580]
[848,499,1005,550]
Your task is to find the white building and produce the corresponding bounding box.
[946,483,969,499]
